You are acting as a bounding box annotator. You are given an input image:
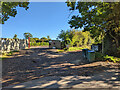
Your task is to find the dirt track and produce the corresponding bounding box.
[2,47,120,88]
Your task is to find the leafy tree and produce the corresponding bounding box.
[24,32,33,39]
[71,31,94,47]
[13,34,18,39]
[1,1,29,24]
[71,30,83,46]
[66,1,120,47]
[47,35,51,41]
[33,38,39,41]
[30,38,36,43]
[58,29,75,46]
[40,37,48,42]
[58,29,94,48]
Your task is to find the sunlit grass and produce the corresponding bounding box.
[57,46,90,53]
[104,55,120,63]
[68,46,90,51]
[0,50,20,60]
[68,47,83,51]
[0,55,9,60]
[57,49,65,53]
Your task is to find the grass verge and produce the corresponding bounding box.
[57,46,90,53]
[104,55,120,63]
[0,50,20,60]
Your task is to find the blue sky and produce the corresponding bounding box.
[2,2,80,39]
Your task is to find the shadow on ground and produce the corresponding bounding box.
[2,47,120,88]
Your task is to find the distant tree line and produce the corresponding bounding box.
[13,32,51,46]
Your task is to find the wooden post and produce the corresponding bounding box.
[28,37,30,49]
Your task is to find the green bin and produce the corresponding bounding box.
[87,50,95,62]
[82,49,89,58]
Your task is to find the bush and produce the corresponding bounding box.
[104,55,120,63]
[7,51,13,56]
[43,42,49,45]
[94,52,120,63]
[95,52,104,61]
[30,42,49,46]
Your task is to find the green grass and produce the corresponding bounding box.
[57,47,83,53]
[57,46,90,53]
[0,50,20,59]
[67,46,90,51]
[67,47,83,51]
[5,50,19,56]
[0,55,9,60]
[57,49,65,53]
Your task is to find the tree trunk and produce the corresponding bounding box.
[109,32,119,48]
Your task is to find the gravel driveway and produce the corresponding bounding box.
[2,47,120,88]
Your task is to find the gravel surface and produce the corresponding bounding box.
[2,47,120,88]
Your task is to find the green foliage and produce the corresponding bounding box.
[40,37,50,42]
[57,49,64,53]
[58,46,90,52]
[95,52,104,61]
[47,35,51,41]
[104,55,120,63]
[24,34,51,46]
[30,42,49,46]
[0,57,7,60]
[42,37,46,40]
[30,38,36,43]
[68,47,83,51]
[58,29,75,44]
[1,1,29,24]
[13,34,18,39]
[94,52,120,63]
[32,38,39,41]
[24,32,33,39]
[7,51,13,56]
[66,1,120,46]
[2,50,19,56]
[58,29,94,49]
[71,31,94,47]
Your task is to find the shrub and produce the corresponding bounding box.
[30,42,49,46]
[95,52,104,61]
[43,42,49,45]
[104,55,120,63]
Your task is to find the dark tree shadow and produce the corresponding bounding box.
[2,47,120,88]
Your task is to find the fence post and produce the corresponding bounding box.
[28,37,30,49]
